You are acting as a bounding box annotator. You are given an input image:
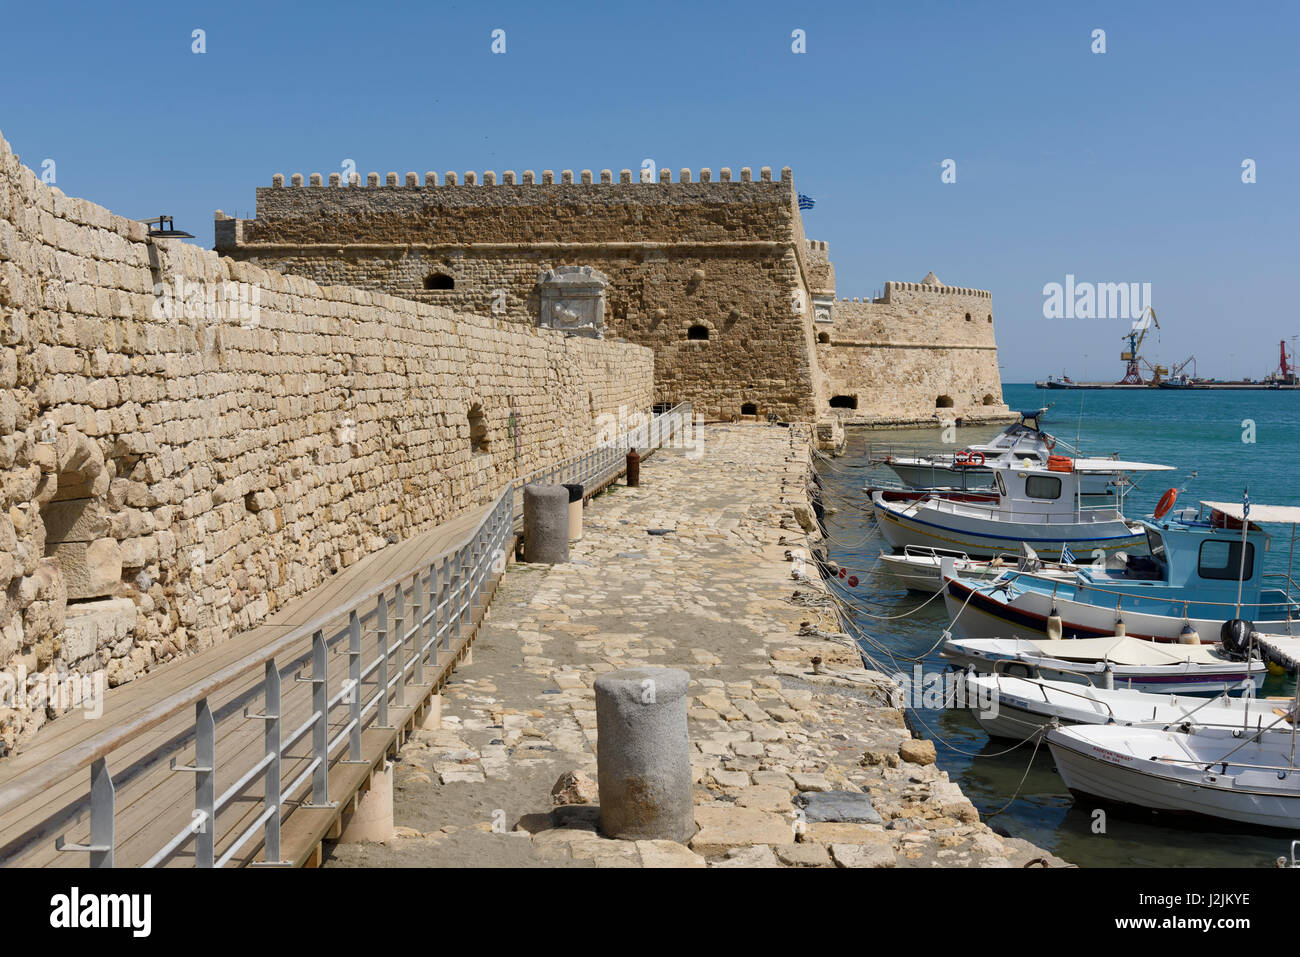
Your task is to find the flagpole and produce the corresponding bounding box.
[1235,488,1250,618]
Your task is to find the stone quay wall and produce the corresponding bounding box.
[0,129,654,754]
[817,281,1008,424]
[215,168,831,422]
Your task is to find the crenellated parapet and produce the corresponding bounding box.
[263,166,791,190]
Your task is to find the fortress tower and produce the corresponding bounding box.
[215,166,1009,424]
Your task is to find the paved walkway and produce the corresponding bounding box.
[325,424,1065,868]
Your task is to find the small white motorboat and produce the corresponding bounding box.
[1048,722,1300,831]
[964,672,1275,741]
[876,543,1078,595]
[873,459,1169,561]
[881,408,1113,499]
[939,633,1266,695]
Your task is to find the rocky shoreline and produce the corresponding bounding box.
[325,423,1067,868]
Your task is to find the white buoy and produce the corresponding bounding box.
[1046,604,1064,640]
[1178,621,1201,645]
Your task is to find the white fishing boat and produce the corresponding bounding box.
[881,408,1114,498]
[939,633,1265,694]
[875,543,1077,595]
[873,458,1170,561]
[942,500,1300,643]
[964,672,1274,741]
[1048,722,1300,830]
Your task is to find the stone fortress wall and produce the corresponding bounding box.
[816,276,1006,423]
[217,166,823,420]
[215,166,1010,425]
[0,129,654,753]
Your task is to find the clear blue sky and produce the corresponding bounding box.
[3,0,1296,382]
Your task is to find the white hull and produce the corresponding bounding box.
[943,576,1300,644]
[940,637,1266,695]
[967,675,1272,740]
[1049,725,1300,830]
[875,499,1144,562]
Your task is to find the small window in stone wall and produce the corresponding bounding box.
[740,402,757,416]
[687,325,710,340]
[936,395,954,408]
[829,395,858,409]
[468,403,489,454]
[987,314,993,323]
[964,313,971,321]
[982,394,997,406]
[817,332,830,344]
[424,272,455,290]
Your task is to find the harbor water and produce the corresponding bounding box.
[818,383,1300,867]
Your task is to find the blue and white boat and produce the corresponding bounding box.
[873,458,1172,561]
[942,499,1300,643]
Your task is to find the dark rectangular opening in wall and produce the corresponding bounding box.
[829,395,858,409]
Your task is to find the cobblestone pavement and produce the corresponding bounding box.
[325,424,1066,869]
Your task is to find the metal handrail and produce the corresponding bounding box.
[4,401,692,868]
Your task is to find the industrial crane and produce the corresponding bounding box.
[1119,306,1161,384]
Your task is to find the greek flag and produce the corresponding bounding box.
[1060,544,1076,565]
[1242,490,1250,520]
[797,194,815,210]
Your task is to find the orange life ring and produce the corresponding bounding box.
[967,451,986,467]
[1044,434,1056,451]
[1154,487,1178,519]
[954,451,970,465]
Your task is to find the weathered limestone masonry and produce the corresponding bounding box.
[215,168,1011,426]
[820,276,1008,426]
[0,129,653,754]
[324,425,1064,869]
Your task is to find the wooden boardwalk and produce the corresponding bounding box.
[0,500,498,868]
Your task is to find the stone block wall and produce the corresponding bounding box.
[817,282,1008,424]
[0,130,654,753]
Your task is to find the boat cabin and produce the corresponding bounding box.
[1068,501,1300,617]
[989,457,1172,522]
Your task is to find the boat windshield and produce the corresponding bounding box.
[1145,527,1167,562]
[1198,540,1255,581]
[995,472,1007,497]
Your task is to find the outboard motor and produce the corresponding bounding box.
[1220,618,1256,660]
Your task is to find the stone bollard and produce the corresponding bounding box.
[563,483,584,541]
[523,484,569,563]
[594,667,694,842]
[339,761,394,843]
[626,448,640,487]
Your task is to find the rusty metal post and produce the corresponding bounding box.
[626,448,641,487]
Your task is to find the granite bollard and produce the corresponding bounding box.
[594,667,694,842]
[523,484,569,563]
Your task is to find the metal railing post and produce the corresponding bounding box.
[377,590,390,728]
[452,549,463,645]
[195,699,215,867]
[440,555,452,650]
[394,582,407,707]
[348,611,361,761]
[262,661,282,862]
[427,562,439,668]
[411,568,425,685]
[307,630,331,807]
[55,757,116,866]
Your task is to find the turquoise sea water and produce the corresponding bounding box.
[817,384,1300,867]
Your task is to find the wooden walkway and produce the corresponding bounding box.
[0,500,498,868]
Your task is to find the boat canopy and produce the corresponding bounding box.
[1070,458,1176,473]
[1027,635,1226,666]
[1201,501,1300,524]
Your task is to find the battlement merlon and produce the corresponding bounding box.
[263,166,790,190]
[214,166,816,254]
